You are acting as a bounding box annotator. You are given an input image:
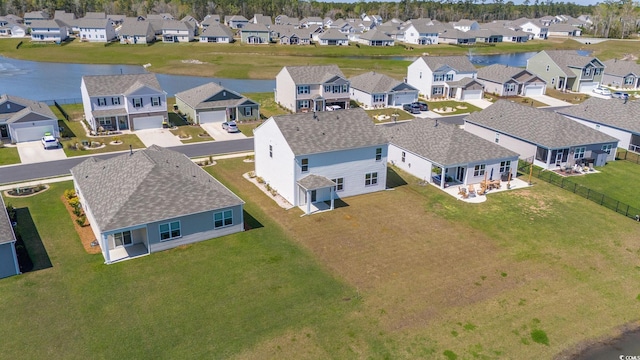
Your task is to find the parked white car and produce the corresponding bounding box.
[41,135,60,149]
[221,121,239,133]
[593,87,612,96]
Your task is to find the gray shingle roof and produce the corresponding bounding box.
[349,71,417,94]
[270,108,388,156]
[241,23,269,32]
[603,59,640,77]
[174,82,255,109]
[419,55,477,73]
[446,77,480,88]
[359,28,393,41]
[71,145,244,232]
[465,100,618,149]
[283,65,346,85]
[200,23,233,38]
[76,18,111,29]
[82,74,162,97]
[30,19,66,28]
[477,64,535,84]
[557,97,640,134]
[0,197,16,245]
[118,20,153,36]
[161,20,192,31]
[380,119,518,167]
[0,94,56,123]
[297,174,336,190]
[544,50,601,75]
[318,28,348,40]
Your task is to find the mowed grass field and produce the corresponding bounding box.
[1,159,639,359]
[1,37,632,80]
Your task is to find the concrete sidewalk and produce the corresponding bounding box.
[464,98,493,109]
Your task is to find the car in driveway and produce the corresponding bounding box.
[41,135,60,149]
[593,87,612,96]
[325,105,342,111]
[221,121,239,133]
[413,101,429,111]
[403,103,421,114]
[612,91,629,100]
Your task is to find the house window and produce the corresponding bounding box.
[624,77,634,85]
[596,124,600,130]
[324,85,331,92]
[433,74,445,82]
[594,68,602,75]
[505,83,516,92]
[97,98,106,106]
[401,151,406,162]
[159,221,181,241]
[113,231,132,247]
[495,133,500,143]
[546,65,550,72]
[111,97,120,105]
[332,177,344,191]
[99,119,112,126]
[574,147,586,159]
[602,144,613,154]
[375,147,382,161]
[551,78,555,85]
[297,85,310,94]
[214,210,233,228]
[298,100,310,109]
[583,68,591,76]
[269,144,272,158]
[365,172,378,186]
[151,97,161,106]
[473,164,486,177]
[445,74,454,81]
[133,98,143,108]
[373,94,385,102]
[244,107,252,116]
[301,158,309,172]
[500,160,511,173]
[419,71,422,79]
[432,87,444,95]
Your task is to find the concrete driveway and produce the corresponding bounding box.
[135,128,183,148]
[201,123,248,141]
[464,98,493,109]
[529,95,572,107]
[17,141,67,164]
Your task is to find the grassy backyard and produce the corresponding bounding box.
[2,158,639,359]
[565,160,640,208]
[426,100,482,115]
[545,88,590,104]
[365,107,415,123]
[0,146,20,165]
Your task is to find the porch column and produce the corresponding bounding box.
[563,77,567,92]
[102,233,111,264]
[306,190,311,215]
[330,187,335,210]
[440,170,445,188]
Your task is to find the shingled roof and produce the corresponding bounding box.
[349,71,418,94]
[0,94,56,123]
[465,100,618,149]
[71,145,244,232]
[542,50,601,77]
[268,108,387,156]
[418,55,477,73]
[380,119,518,167]
[603,59,640,77]
[82,73,162,96]
[174,82,256,109]
[557,97,640,134]
[282,65,346,84]
[477,64,537,83]
[0,197,16,246]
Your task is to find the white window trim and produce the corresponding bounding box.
[214,210,233,229]
[159,221,181,242]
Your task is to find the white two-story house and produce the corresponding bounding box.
[275,65,351,113]
[161,20,195,42]
[407,56,484,100]
[77,18,117,42]
[403,22,439,45]
[30,19,69,42]
[253,108,388,215]
[80,74,168,131]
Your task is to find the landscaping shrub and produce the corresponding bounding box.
[76,216,86,227]
[64,189,76,199]
[72,206,82,217]
[256,176,264,184]
[531,329,549,346]
[68,197,79,208]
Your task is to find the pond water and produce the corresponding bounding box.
[0,55,275,101]
[576,330,640,360]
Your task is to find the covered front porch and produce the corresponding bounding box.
[297,174,336,216]
[92,108,129,131]
[101,226,150,264]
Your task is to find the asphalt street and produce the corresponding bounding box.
[0,138,254,185]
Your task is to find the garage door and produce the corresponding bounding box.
[13,125,54,142]
[524,85,545,96]
[133,116,163,130]
[393,93,416,106]
[579,82,598,94]
[461,90,483,101]
[198,110,227,124]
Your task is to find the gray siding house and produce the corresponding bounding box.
[464,100,618,170]
[349,71,418,108]
[174,82,260,124]
[0,94,60,143]
[240,23,271,44]
[602,59,640,90]
[526,50,604,92]
[275,65,350,113]
[0,197,20,279]
[71,145,245,264]
[477,64,547,97]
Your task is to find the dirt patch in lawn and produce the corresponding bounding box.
[61,195,100,254]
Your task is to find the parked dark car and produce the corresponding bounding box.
[413,101,429,111]
[403,103,421,114]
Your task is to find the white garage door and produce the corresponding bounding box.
[14,125,54,142]
[579,82,598,94]
[393,93,416,106]
[461,90,483,101]
[134,116,163,130]
[524,85,545,96]
[198,110,227,124]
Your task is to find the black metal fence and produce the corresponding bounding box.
[616,149,640,164]
[53,100,70,121]
[43,98,82,106]
[517,162,640,221]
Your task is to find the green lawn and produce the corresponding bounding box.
[545,88,590,104]
[563,160,640,208]
[425,100,482,115]
[365,108,414,123]
[168,113,213,143]
[484,93,549,107]
[243,92,290,119]
[0,146,20,165]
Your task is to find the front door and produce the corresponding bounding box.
[555,150,564,166]
[456,167,465,182]
[311,190,317,203]
[0,124,8,138]
[114,231,133,247]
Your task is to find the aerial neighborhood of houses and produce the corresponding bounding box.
[1,8,640,277]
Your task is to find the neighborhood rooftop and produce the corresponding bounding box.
[70,145,244,232]
[0,94,56,122]
[379,119,518,167]
[477,64,536,83]
[282,64,345,84]
[174,82,251,109]
[465,100,618,149]
[542,50,600,76]
[82,73,162,96]
[557,97,640,133]
[349,71,410,93]
[0,197,15,245]
[419,55,477,72]
[270,108,388,156]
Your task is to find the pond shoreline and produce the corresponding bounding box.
[556,321,640,360]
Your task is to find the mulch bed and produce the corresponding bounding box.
[60,195,101,254]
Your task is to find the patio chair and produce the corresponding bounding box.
[589,163,594,172]
[468,183,476,196]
